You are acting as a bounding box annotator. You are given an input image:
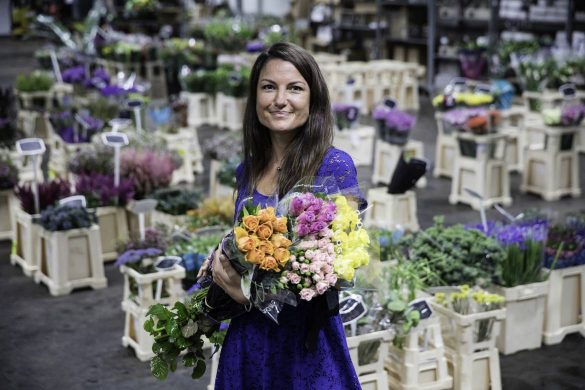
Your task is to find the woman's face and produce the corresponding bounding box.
[256,59,310,134]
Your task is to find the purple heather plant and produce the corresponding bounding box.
[75,173,134,207]
[384,110,416,132]
[114,247,163,267]
[120,148,176,199]
[442,108,488,128]
[15,178,71,215]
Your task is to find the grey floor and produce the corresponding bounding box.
[1,37,585,389]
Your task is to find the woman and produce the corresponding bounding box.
[206,42,363,389]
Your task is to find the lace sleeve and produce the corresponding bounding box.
[319,148,367,210]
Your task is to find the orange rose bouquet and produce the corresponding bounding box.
[202,202,297,324]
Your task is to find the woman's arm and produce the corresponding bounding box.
[211,249,249,305]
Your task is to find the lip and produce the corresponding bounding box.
[270,111,292,118]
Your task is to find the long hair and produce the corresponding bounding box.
[241,42,333,197]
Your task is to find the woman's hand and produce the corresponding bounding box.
[197,256,211,278]
[211,249,250,305]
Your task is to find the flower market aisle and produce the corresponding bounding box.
[1,236,585,390]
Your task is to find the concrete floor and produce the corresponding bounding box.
[1,37,585,389]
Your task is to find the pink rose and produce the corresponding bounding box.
[305,250,315,260]
[326,273,338,285]
[309,263,321,273]
[300,288,316,301]
[288,273,301,284]
[316,281,329,295]
[300,264,310,274]
[292,261,300,270]
[312,273,323,282]
[298,211,316,224]
[290,197,305,216]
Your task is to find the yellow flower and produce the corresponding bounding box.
[435,292,446,305]
[234,226,248,241]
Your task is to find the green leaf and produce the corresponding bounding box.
[144,318,155,334]
[170,358,178,372]
[176,336,193,349]
[182,352,197,367]
[150,356,169,380]
[174,301,189,321]
[191,359,207,379]
[152,342,164,354]
[387,300,407,313]
[147,304,171,321]
[182,319,198,338]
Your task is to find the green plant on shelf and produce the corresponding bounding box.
[149,187,201,216]
[15,71,54,93]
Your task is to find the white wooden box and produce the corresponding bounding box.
[179,91,217,127]
[385,316,453,390]
[372,139,426,187]
[333,125,375,167]
[493,281,549,354]
[120,263,185,308]
[96,206,129,262]
[0,190,16,240]
[158,128,204,185]
[543,265,585,345]
[215,93,246,131]
[347,330,392,390]
[445,346,502,390]
[35,225,107,296]
[10,207,41,277]
[365,188,419,232]
[209,159,236,199]
[121,298,156,362]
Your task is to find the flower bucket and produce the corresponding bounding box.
[458,49,487,80]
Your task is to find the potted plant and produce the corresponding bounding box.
[203,18,254,53]
[202,132,242,197]
[333,103,360,131]
[34,204,106,296]
[372,104,415,145]
[545,224,583,269]
[215,65,250,130]
[402,216,505,288]
[15,71,55,111]
[116,227,185,361]
[67,143,114,177]
[432,286,505,390]
[12,179,71,276]
[120,148,177,200]
[473,220,551,354]
[0,87,24,150]
[75,173,134,261]
[458,40,487,80]
[0,155,19,240]
[149,187,200,224]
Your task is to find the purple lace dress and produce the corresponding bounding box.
[214,147,363,390]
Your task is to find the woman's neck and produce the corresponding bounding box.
[269,131,295,165]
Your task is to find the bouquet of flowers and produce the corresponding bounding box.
[145,178,371,380]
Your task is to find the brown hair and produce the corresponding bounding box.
[241,42,333,197]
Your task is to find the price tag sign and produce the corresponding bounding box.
[340,294,367,325]
[559,83,576,99]
[59,195,87,208]
[127,199,158,214]
[101,132,129,147]
[409,298,432,320]
[16,138,46,156]
[127,99,143,109]
[383,98,397,109]
[155,256,182,272]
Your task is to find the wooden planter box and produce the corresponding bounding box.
[209,159,236,199]
[17,90,54,112]
[35,225,107,296]
[215,93,246,131]
[179,91,216,127]
[125,208,153,241]
[332,125,375,167]
[385,316,453,390]
[347,330,392,390]
[492,281,549,355]
[372,139,426,187]
[0,190,16,241]
[120,263,185,308]
[121,298,155,362]
[543,264,585,345]
[10,150,44,186]
[431,302,505,390]
[10,207,41,277]
[433,112,456,178]
[96,206,129,262]
[365,188,419,232]
[158,128,204,185]
[430,302,505,355]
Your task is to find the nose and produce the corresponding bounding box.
[274,88,286,108]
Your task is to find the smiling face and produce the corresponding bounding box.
[256,58,310,134]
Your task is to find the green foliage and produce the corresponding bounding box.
[150,187,201,216]
[145,292,226,380]
[216,157,240,188]
[402,216,505,287]
[498,41,539,66]
[0,153,19,190]
[15,71,54,92]
[84,98,120,122]
[203,18,254,52]
[215,65,251,98]
[500,239,545,288]
[166,231,225,258]
[181,69,217,94]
